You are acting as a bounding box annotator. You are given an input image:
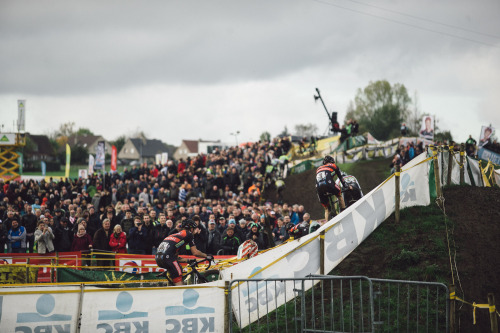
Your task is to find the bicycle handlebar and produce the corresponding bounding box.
[188,258,213,271]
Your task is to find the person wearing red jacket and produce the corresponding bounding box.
[109,224,127,254]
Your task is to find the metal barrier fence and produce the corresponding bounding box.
[228,275,449,333]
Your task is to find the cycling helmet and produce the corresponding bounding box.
[182,219,198,229]
[323,155,335,165]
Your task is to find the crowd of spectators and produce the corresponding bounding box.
[0,137,318,259]
[390,141,424,174]
[339,119,359,145]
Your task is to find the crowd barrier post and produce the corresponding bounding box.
[50,258,55,283]
[25,258,30,284]
[433,148,443,201]
[320,230,325,275]
[447,145,453,186]
[224,281,230,333]
[77,283,85,333]
[460,144,465,184]
[395,164,400,224]
[488,293,498,333]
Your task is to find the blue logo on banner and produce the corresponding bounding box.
[98,291,148,320]
[15,294,72,333]
[17,294,72,323]
[165,289,215,315]
[164,289,216,332]
[401,173,417,203]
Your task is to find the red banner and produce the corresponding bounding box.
[111,145,117,171]
[0,252,81,283]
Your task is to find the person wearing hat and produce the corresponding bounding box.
[245,222,267,250]
[206,220,221,255]
[53,218,73,252]
[217,216,227,235]
[220,226,241,255]
[234,218,247,242]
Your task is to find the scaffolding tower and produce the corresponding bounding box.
[0,133,26,180]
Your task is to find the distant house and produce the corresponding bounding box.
[174,139,228,160]
[118,137,175,164]
[26,134,57,162]
[24,134,58,170]
[66,134,111,155]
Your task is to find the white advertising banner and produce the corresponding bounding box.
[89,154,95,175]
[155,153,161,166]
[466,157,483,186]
[80,285,225,332]
[224,153,431,327]
[0,284,225,332]
[161,152,169,165]
[0,286,81,332]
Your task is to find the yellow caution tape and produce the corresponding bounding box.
[394,172,400,177]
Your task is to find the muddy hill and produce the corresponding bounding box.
[263,157,500,332]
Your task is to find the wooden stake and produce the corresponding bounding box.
[447,145,453,186]
[488,293,498,333]
[224,281,230,333]
[450,285,456,333]
[395,165,400,224]
[460,144,465,184]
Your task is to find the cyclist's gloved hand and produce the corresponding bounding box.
[206,255,214,262]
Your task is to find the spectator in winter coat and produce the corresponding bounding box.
[272,217,288,245]
[53,218,73,252]
[220,227,241,255]
[71,224,93,252]
[71,223,93,266]
[8,219,26,253]
[93,218,113,267]
[34,220,55,254]
[128,216,149,254]
[246,222,267,250]
[109,224,127,254]
[21,205,37,253]
[153,215,171,252]
[206,220,221,255]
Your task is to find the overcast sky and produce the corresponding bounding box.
[1,0,499,146]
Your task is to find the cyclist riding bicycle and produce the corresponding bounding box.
[316,155,349,221]
[155,219,213,286]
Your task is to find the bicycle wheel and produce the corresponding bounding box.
[193,270,220,284]
[201,270,220,282]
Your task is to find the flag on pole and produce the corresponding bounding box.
[65,144,71,178]
[41,161,46,176]
[111,145,117,172]
[17,100,26,132]
[89,154,95,175]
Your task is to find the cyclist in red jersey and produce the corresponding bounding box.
[316,155,349,221]
[155,219,213,285]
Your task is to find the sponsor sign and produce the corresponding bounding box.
[0,289,81,332]
[81,287,224,332]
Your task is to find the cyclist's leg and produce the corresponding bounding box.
[317,186,330,221]
[163,259,184,286]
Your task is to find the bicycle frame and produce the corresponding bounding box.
[157,258,213,285]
